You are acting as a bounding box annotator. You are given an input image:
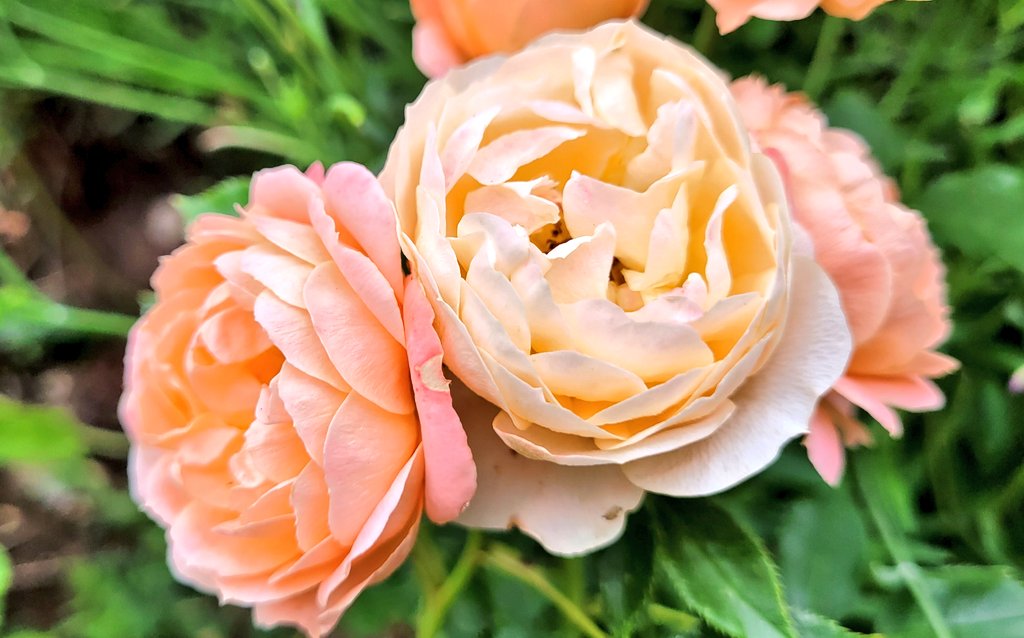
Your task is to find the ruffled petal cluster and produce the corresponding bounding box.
[120,163,475,636]
[731,76,957,484]
[383,21,852,555]
[707,0,891,33]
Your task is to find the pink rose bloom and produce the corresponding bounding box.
[383,21,852,556]
[119,163,475,636]
[708,0,891,34]
[731,76,958,485]
[411,0,649,77]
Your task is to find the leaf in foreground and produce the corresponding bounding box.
[652,498,796,638]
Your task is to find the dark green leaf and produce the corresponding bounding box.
[791,608,865,637]
[653,498,796,638]
[882,566,1024,638]
[917,165,1024,273]
[338,563,418,637]
[0,396,85,464]
[779,489,867,619]
[596,507,655,636]
[172,176,250,225]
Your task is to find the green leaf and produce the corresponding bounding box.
[917,165,1024,273]
[0,544,12,629]
[883,566,1024,638]
[596,508,655,636]
[172,176,250,226]
[779,488,868,620]
[653,498,796,638]
[791,608,866,637]
[0,396,85,464]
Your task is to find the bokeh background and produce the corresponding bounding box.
[1,0,1022,636]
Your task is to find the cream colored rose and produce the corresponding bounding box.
[381,21,852,555]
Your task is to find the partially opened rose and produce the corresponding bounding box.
[382,20,852,555]
[731,76,957,485]
[707,0,891,34]
[120,163,475,636]
[411,0,649,77]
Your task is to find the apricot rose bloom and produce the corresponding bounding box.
[119,164,475,636]
[731,77,957,485]
[410,0,649,77]
[382,21,852,555]
[707,0,891,34]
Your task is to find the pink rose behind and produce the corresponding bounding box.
[120,163,475,636]
[708,0,891,33]
[731,77,958,484]
[410,0,649,77]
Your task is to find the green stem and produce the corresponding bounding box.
[79,424,130,459]
[878,4,955,120]
[198,125,321,164]
[803,16,845,100]
[854,462,954,638]
[416,531,483,638]
[55,305,137,338]
[692,4,719,57]
[484,545,608,638]
[562,557,586,608]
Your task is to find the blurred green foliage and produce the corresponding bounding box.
[1,0,1023,636]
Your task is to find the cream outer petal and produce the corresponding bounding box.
[453,382,644,556]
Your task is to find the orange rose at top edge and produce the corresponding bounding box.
[731,76,958,485]
[707,0,892,34]
[119,163,476,636]
[411,0,650,77]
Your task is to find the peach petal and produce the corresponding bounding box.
[495,399,734,465]
[242,419,309,484]
[441,106,501,190]
[249,215,332,265]
[292,463,332,551]
[321,163,406,296]
[412,19,466,79]
[403,277,477,523]
[464,180,562,234]
[249,165,322,223]
[303,263,414,415]
[545,223,617,304]
[253,291,347,390]
[564,299,714,384]
[276,364,345,466]
[322,393,418,547]
[241,245,314,308]
[804,405,845,486]
[468,126,586,185]
[531,350,647,403]
[318,448,425,605]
